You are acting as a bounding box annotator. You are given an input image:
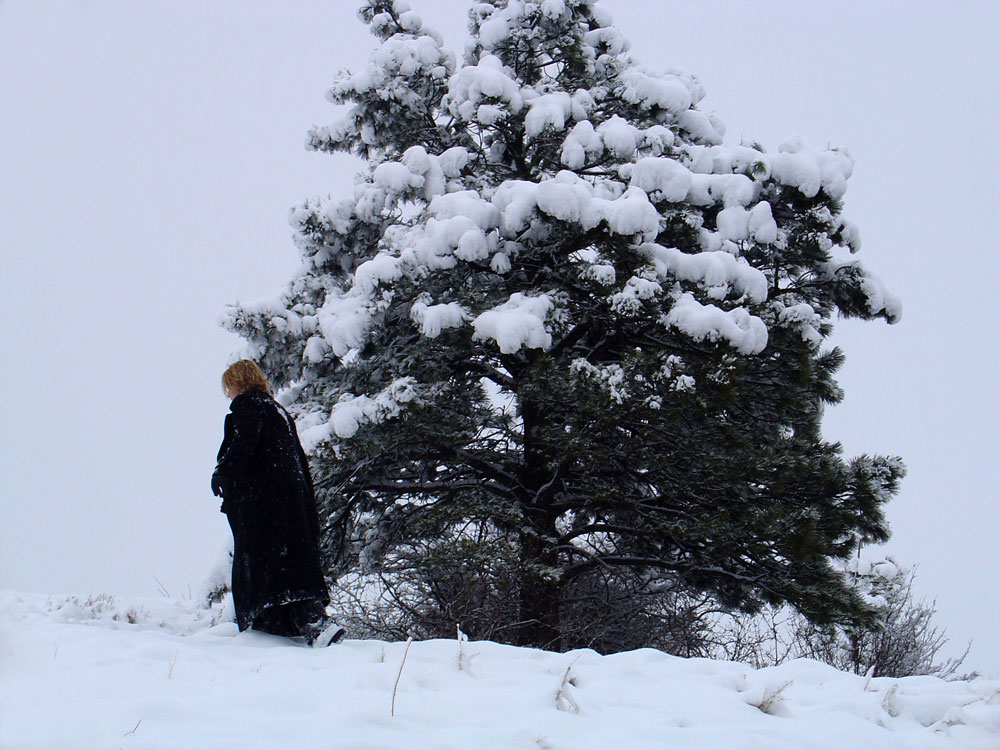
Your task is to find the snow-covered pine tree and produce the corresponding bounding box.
[221,0,904,650]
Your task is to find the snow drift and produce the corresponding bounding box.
[1,590,997,749]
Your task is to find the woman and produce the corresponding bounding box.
[211,360,344,646]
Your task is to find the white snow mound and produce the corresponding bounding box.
[1,590,997,749]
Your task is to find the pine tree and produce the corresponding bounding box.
[221,0,904,650]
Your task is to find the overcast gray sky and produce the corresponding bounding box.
[1,0,997,675]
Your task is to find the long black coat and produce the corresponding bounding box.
[213,388,329,631]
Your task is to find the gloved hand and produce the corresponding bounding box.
[211,471,224,498]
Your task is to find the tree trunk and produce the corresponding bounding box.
[516,392,563,650]
[517,522,562,650]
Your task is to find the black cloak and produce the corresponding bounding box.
[213,388,329,632]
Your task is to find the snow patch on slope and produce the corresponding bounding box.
[2,590,997,750]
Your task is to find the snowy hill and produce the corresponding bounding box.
[1,591,997,749]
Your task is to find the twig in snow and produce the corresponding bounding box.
[863,664,876,691]
[934,690,1000,732]
[167,650,178,679]
[391,637,414,717]
[965,688,1000,707]
[755,680,792,715]
[123,719,141,737]
[457,624,470,671]
[555,656,581,714]
[151,575,170,599]
[882,684,900,718]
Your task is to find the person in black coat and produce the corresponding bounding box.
[211,359,343,646]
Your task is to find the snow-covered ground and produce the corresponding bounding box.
[1,591,997,749]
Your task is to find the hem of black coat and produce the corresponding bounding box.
[236,593,331,632]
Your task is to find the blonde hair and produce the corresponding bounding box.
[222,359,271,397]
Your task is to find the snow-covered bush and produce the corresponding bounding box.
[789,556,973,679]
[688,553,974,680]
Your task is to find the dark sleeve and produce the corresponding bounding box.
[214,399,264,483]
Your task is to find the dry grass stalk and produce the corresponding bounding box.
[391,637,414,717]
